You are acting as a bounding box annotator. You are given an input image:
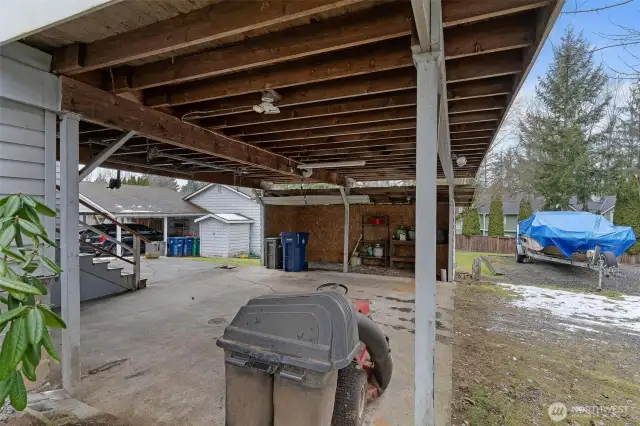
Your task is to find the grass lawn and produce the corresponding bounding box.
[456,251,510,277]
[184,257,260,267]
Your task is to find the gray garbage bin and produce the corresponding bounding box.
[217,291,361,426]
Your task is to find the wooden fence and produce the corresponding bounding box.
[456,235,515,254]
[456,235,640,265]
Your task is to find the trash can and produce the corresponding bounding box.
[217,291,360,426]
[265,237,283,270]
[280,232,309,272]
[183,237,193,257]
[191,237,200,257]
[174,237,184,257]
[144,241,161,259]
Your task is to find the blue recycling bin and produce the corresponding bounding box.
[167,238,174,257]
[174,237,184,257]
[183,237,193,257]
[280,232,309,272]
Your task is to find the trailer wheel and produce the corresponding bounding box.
[332,364,367,426]
[601,251,618,268]
[516,247,526,263]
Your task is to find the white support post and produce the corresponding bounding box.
[252,189,267,266]
[59,114,81,394]
[116,217,122,257]
[163,216,169,244]
[414,52,440,426]
[42,110,56,286]
[448,184,455,282]
[339,187,350,273]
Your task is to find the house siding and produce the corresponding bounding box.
[199,219,229,257]
[228,223,251,256]
[0,99,46,200]
[189,185,262,255]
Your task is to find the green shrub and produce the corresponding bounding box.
[462,208,481,236]
[488,193,504,236]
[614,175,640,255]
[518,198,533,221]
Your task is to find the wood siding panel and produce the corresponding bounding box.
[189,185,262,256]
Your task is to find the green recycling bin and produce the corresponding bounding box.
[192,237,200,256]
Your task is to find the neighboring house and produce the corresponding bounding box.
[195,213,254,257]
[183,184,263,257]
[456,194,617,237]
[568,195,616,222]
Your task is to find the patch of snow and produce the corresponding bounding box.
[499,283,640,334]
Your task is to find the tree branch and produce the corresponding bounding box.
[564,0,634,14]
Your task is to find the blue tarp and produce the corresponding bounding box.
[519,211,636,258]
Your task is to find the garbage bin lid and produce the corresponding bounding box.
[217,291,360,373]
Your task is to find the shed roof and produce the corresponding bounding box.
[195,213,254,224]
[79,182,207,216]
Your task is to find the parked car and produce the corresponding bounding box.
[80,223,164,256]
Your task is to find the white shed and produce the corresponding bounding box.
[196,213,254,258]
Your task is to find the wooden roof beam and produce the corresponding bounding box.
[448,111,501,125]
[446,50,523,83]
[260,130,416,149]
[272,138,416,153]
[52,0,375,74]
[101,3,412,92]
[287,144,416,158]
[145,37,413,107]
[449,122,498,133]
[225,106,416,137]
[450,131,494,139]
[176,68,417,120]
[444,11,536,59]
[59,77,346,186]
[447,77,514,101]
[443,0,550,27]
[203,91,417,129]
[242,120,416,143]
[448,96,506,114]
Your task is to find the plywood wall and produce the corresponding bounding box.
[266,203,450,266]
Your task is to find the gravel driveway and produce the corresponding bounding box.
[486,255,640,295]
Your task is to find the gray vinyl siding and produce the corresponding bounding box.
[199,219,228,257]
[228,223,250,257]
[189,185,262,256]
[0,99,45,201]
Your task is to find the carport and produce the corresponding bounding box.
[0,1,562,423]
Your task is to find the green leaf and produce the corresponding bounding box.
[0,372,13,405]
[40,256,61,275]
[37,233,56,248]
[19,195,35,208]
[16,218,42,238]
[38,306,66,329]
[26,308,44,346]
[0,276,43,295]
[9,370,27,411]
[0,317,28,380]
[21,358,36,382]
[29,197,56,218]
[24,343,41,367]
[0,295,7,305]
[1,247,25,262]
[3,196,21,219]
[0,225,16,248]
[7,295,19,310]
[0,306,30,329]
[28,277,48,296]
[41,330,59,363]
[0,258,6,276]
[0,196,9,208]
[21,205,42,228]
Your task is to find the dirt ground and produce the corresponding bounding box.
[452,280,640,425]
[486,255,640,296]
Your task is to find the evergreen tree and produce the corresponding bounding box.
[148,175,179,191]
[518,28,613,209]
[180,180,207,195]
[518,198,533,221]
[613,174,640,255]
[461,208,481,237]
[122,175,150,186]
[488,193,504,236]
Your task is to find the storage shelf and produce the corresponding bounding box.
[362,240,387,244]
[391,240,414,245]
[359,255,386,260]
[363,223,388,227]
[391,256,415,262]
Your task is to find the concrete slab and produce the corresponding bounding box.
[73,259,454,425]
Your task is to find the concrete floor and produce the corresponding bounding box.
[73,258,454,425]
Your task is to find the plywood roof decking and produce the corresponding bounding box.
[32,0,560,189]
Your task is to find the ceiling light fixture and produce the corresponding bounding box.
[297,160,366,169]
[451,153,467,167]
[253,89,282,115]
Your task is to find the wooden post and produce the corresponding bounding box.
[133,235,141,289]
[413,51,439,426]
[472,257,481,281]
[116,217,122,257]
[339,187,350,273]
[59,114,81,394]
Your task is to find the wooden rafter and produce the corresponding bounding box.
[442,0,550,27]
[59,77,346,186]
[447,77,514,100]
[448,111,501,125]
[145,37,413,107]
[448,96,506,114]
[446,50,523,83]
[53,0,375,74]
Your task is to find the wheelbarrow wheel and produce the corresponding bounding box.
[332,364,367,426]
